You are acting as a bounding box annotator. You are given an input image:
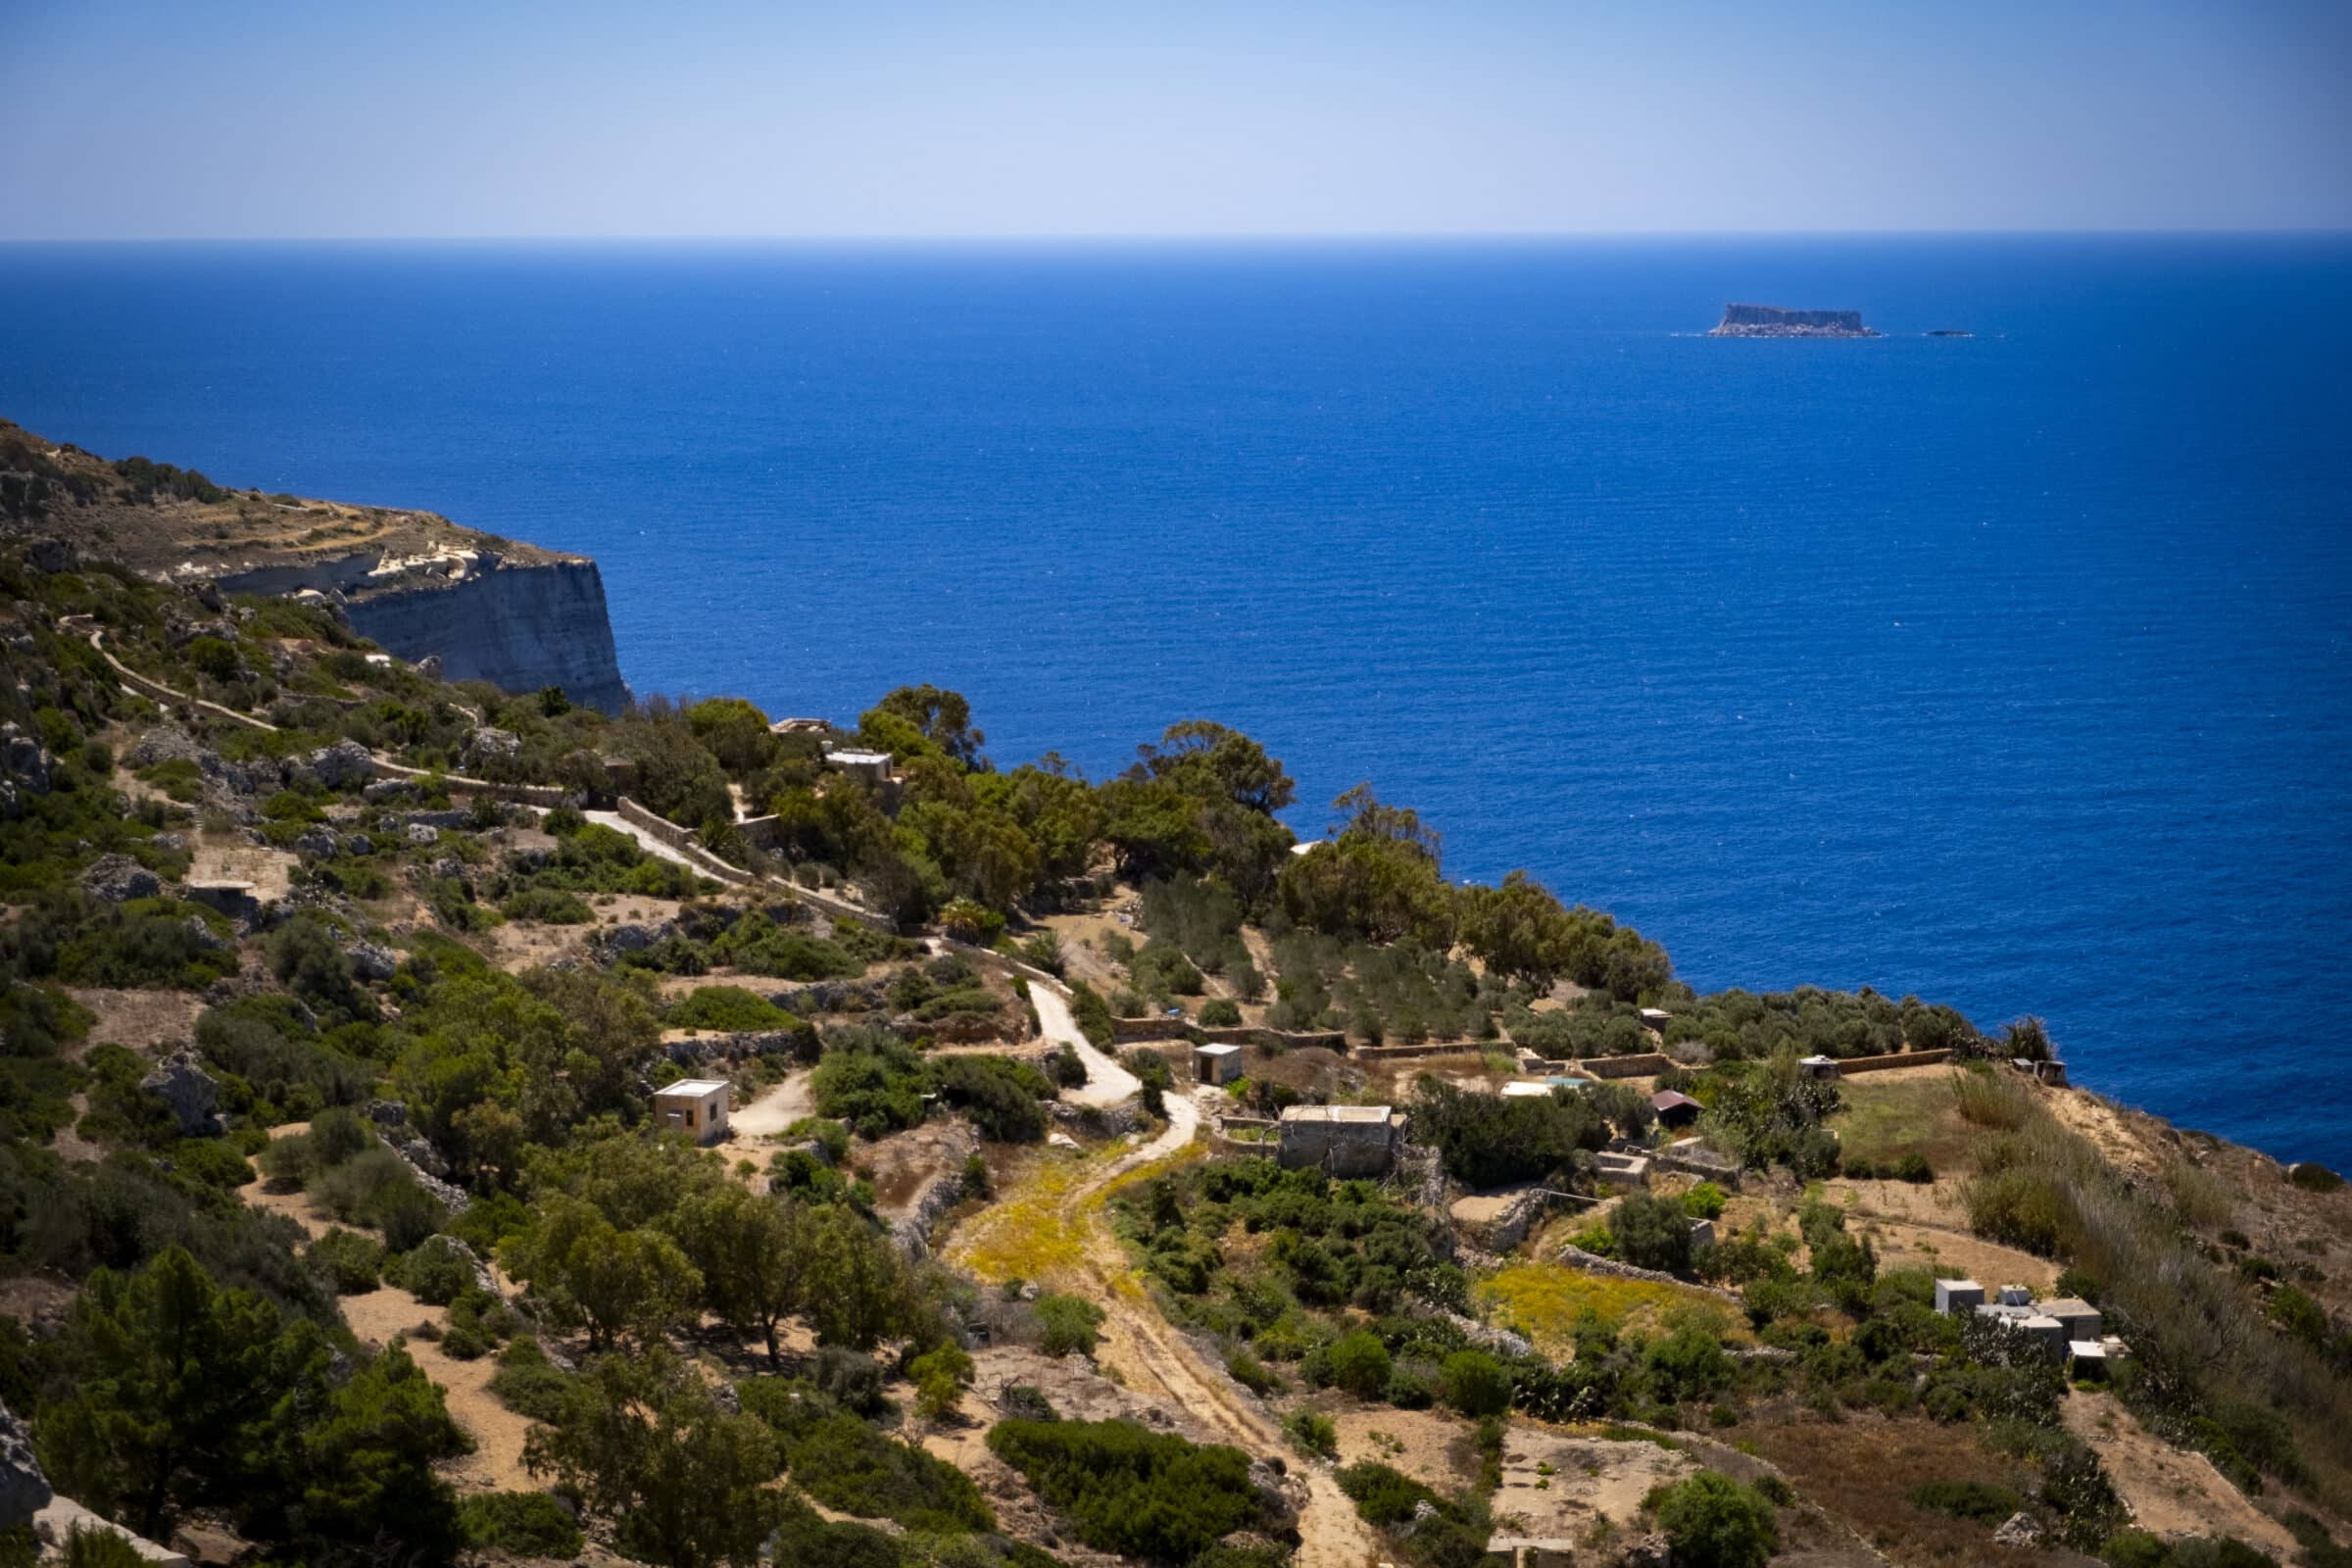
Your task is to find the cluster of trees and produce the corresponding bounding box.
[504,1125,941,1365]
[17,1246,469,1556]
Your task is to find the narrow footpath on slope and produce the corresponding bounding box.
[1020,983,1383,1568]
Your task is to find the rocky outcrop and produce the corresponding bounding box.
[141,1051,224,1137]
[338,561,629,713]
[82,853,164,903]
[1708,303,1879,338]
[0,1400,51,1528]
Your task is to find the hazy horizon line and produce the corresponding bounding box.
[6,227,2351,248]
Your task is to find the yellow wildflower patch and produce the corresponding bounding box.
[1476,1261,1740,1357]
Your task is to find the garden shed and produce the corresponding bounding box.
[653,1078,731,1146]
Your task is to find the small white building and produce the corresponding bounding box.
[1638,1007,1672,1035]
[1194,1042,1244,1086]
[1278,1104,1400,1177]
[1500,1080,1558,1099]
[1935,1278,1986,1315]
[654,1078,731,1146]
[2068,1340,2110,1380]
[1798,1054,1841,1080]
[2041,1298,2103,1342]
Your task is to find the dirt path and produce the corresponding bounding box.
[2062,1390,2298,1557]
[1023,1031,1379,1568]
[1031,985,1140,1107]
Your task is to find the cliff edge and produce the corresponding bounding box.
[1708,303,1880,338]
[0,418,629,711]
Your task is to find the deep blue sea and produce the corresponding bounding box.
[3,237,2347,1166]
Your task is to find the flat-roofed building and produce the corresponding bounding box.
[1935,1278,1986,1315]
[1278,1103,1399,1177]
[1194,1043,1244,1086]
[654,1078,731,1146]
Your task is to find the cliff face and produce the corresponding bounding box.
[1710,303,1878,337]
[340,561,630,713]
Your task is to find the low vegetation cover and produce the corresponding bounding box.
[985,1416,1272,1562]
[0,500,2345,1568]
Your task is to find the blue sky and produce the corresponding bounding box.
[3,0,2347,238]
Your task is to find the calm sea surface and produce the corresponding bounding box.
[3,238,2347,1165]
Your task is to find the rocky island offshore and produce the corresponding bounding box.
[1,416,2348,1568]
[1709,303,1881,338]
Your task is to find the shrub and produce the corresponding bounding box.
[1610,1192,1695,1273]
[1652,1471,1779,1568]
[1285,1407,1338,1458]
[1035,1293,1105,1357]
[1335,1460,1443,1527]
[1199,999,1243,1027]
[459,1491,583,1556]
[1228,1350,1280,1396]
[1440,1349,1514,1417]
[1908,1478,2023,1522]
[668,984,798,1033]
[1323,1329,1393,1398]
[393,1235,477,1305]
[1683,1182,1729,1219]
[788,1410,993,1531]
[1001,1384,1058,1423]
[486,1339,573,1422]
[986,1418,1267,1563]
[2289,1162,2345,1194]
[935,1054,1056,1144]
[309,1228,385,1294]
[1894,1152,1935,1183]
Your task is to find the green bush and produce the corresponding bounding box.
[1683,1181,1729,1219]
[393,1235,478,1305]
[935,1054,1056,1144]
[1035,1293,1105,1356]
[486,1338,574,1421]
[1610,1192,1695,1273]
[1907,1478,2023,1522]
[1199,999,1243,1027]
[459,1491,583,1556]
[668,984,797,1033]
[1323,1329,1393,1398]
[986,1417,1267,1563]
[1440,1349,1514,1417]
[1285,1407,1338,1458]
[786,1411,993,1532]
[1652,1471,1779,1568]
[309,1228,384,1294]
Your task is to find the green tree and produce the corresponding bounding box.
[290,1342,468,1557]
[667,1186,808,1366]
[860,684,986,768]
[504,1196,702,1350]
[525,1351,784,1568]
[1653,1471,1778,1568]
[685,697,777,776]
[37,1247,329,1538]
[1609,1193,1695,1274]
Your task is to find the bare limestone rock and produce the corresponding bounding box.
[1613,1534,1672,1568]
[140,1050,224,1137]
[2,722,52,795]
[81,853,162,903]
[306,739,376,790]
[1992,1512,2042,1548]
[293,826,341,859]
[0,1399,52,1528]
[345,939,400,981]
[461,726,521,771]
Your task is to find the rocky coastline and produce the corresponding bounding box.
[1708,302,1880,338]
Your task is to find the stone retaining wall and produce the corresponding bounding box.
[1838,1047,1954,1074]
[1110,1017,1348,1053]
[1576,1053,1674,1079]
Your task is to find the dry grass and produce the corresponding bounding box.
[1832,1072,1979,1174]
[1744,1410,2074,1566]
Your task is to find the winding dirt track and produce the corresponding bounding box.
[1026,992,1383,1568]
